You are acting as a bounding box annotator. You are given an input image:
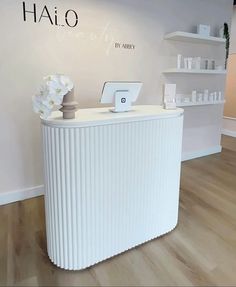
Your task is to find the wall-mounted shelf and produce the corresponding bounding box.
[164,31,226,45]
[163,68,227,75]
[177,100,225,107]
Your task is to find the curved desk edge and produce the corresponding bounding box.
[41,105,184,128]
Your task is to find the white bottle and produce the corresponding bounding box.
[184,58,188,69]
[192,90,197,102]
[188,58,193,69]
[195,57,201,70]
[205,59,209,70]
[175,94,182,104]
[213,92,217,102]
[218,91,222,101]
[204,89,209,102]
[198,93,203,102]
[177,54,182,69]
[209,93,214,102]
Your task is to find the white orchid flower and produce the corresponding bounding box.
[44,74,61,82]
[37,84,60,109]
[47,79,69,97]
[60,75,74,91]
[33,74,74,119]
[42,92,64,108]
[45,74,73,93]
[32,95,52,119]
[39,84,50,97]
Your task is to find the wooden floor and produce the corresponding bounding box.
[1,136,236,286]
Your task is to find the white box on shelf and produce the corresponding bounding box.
[175,94,182,104]
[183,97,190,103]
[197,24,211,37]
[164,84,177,110]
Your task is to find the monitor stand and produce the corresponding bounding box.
[110,90,132,113]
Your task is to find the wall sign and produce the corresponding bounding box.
[22,2,79,28]
[115,43,135,50]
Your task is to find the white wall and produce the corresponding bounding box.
[222,117,236,137]
[229,6,236,54]
[0,0,233,198]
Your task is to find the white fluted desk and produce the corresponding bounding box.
[41,105,184,270]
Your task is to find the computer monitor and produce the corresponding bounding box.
[101,81,143,113]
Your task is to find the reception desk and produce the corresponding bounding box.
[41,105,184,270]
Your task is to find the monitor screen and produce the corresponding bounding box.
[101,81,143,104]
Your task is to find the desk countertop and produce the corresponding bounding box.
[42,105,183,128]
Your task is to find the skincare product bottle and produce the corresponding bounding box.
[198,93,203,102]
[209,93,214,102]
[219,26,224,38]
[204,89,209,102]
[188,58,193,70]
[195,57,201,70]
[211,60,215,70]
[205,59,209,70]
[192,90,197,102]
[219,91,222,101]
[175,94,182,104]
[214,92,217,101]
[177,54,182,69]
[184,58,188,69]
[192,58,196,69]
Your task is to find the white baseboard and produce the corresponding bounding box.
[222,117,236,138]
[182,145,222,161]
[0,145,223,206]
[0,185,44,206]
[222,129,236,137]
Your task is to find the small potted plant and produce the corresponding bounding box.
[223,23,230,69]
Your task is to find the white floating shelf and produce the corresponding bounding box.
[163,68,227,75]
[177,100,225,107]
[164,31,226,45]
